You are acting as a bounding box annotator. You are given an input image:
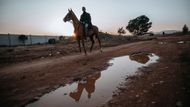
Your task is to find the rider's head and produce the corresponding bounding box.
[82,7,86,12]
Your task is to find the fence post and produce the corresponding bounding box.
[30,35,32,45]
[8,33,11,46]
[45,36,47,45]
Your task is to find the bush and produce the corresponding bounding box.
[118,27,126,36]
[59,36,64,40]
[48,38,56,44]
[182,24,189,35]
[18,35,28,45]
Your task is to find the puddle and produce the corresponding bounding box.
[26,53,159,107]
[177,41,184,44]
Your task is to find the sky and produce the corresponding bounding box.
[0,0,190,36]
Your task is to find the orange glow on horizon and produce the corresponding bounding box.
[71,32,77,41]
[72,32,76,37]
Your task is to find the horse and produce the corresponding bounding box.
[63,9,102,55]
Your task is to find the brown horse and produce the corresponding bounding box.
[63,9,102,55]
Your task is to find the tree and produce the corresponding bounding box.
[182,24,189,35]
[126,15,152,36]
[59,36,64,40]
[117,27,126,36]
[48,38,56,44]
[18,35,28,45]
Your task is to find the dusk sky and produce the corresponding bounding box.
[0,0,190,36]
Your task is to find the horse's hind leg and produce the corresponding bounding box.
[90,36,95,52]
[95,34,102,52]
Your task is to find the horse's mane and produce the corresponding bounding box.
[70,10,79,22]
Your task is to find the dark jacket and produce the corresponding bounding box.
[80,12,92,28]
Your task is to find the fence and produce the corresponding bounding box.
[0,34,60,46]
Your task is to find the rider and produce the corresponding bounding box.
[80,7,92,38]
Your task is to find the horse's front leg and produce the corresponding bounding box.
[77,39,81,53]
[96,34,102,52]
[90,36,95,52]
[81,37,87,55]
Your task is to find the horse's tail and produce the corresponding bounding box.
[93,25,102,52]
[92,25,99,38]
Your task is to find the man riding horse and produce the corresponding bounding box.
[80,7,92,39]
[63,8,102,55]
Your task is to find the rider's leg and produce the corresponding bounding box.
[85,23,88,37]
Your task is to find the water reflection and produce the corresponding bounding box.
[26,54,159,107]
[129,53,150,64]
[69,73,101,101]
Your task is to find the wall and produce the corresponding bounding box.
[0,34,60,46]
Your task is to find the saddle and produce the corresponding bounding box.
[81,23,93,38]
[88,28,93,34]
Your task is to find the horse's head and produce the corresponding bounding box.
[63,9,73,22]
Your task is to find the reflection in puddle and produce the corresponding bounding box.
[69,73,101,102]
[129,53,150,64]
[26,53,159,107]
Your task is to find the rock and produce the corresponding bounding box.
[154,82,159,85]
[181,87,186,90]
[143,90,148,93]
[135,94,139,98]
[12,89,19,93]
[79,80,87,84]
[151,101,156,104]
[39,73,45,77]
[159,81,164,84]
[34,96,40,101]
[36,86,49,91]
[20,75,26,80]
[158,41,167,45]
[112,93,117,97]
[73,77,82,82]
[37,93,43,97]
[118,87,126,92]
[176,101,183,107]
[151,83,154,86]
[138,100,142,103]
[177,41,184,44]
[109,100,117,105]
[82,62,87,65]
[54,85,59,89]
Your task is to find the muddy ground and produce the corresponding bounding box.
[0,34,190,107]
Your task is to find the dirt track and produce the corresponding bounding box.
[0,35,190,107]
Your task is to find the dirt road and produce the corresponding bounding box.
[0,35,190,107]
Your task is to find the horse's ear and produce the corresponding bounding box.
[69,8,72,12]
[68,9,71,12]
